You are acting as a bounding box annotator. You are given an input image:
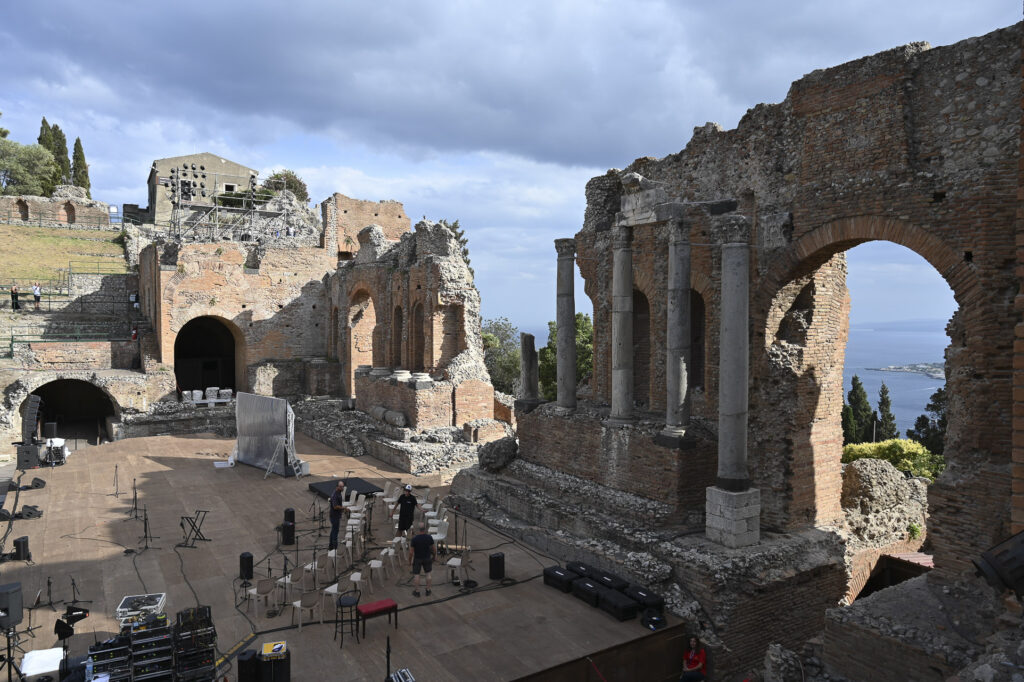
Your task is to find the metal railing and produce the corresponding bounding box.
[67,260,128,276]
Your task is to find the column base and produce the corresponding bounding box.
[603,416,634,428]
[653,428,696,450]
[706,486,760,548]
[514,398,544,414]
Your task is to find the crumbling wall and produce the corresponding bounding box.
[0,187,111,228]
[320,193,409,257]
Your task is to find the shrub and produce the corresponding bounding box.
[907,522,922,540]
[842,438,945,481]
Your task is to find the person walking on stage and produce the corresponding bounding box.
[391,484,422,536]
[328,480,346,550]
[409,523,436,597]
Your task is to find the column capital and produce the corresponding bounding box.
[612,225,633,250]
[554,238,576,258]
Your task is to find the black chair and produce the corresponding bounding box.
[335,589,360,648]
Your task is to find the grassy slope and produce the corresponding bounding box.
[0,223,126,282]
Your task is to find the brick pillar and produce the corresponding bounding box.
[555,238,577,410]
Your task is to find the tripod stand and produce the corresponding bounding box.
[0,628,24,682]
[126,478,140,519]
[107,464,122,499]
[140,506,159,549]
[27,577,60,612]
[68,577,91,606]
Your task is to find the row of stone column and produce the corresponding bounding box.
[552,225,758,547]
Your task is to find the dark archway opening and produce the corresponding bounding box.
[411,303,425,372]
[16,200,28,221]
[27,380,117,449]
[175,316,237,393]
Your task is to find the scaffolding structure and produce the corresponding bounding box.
[160,164,294,242]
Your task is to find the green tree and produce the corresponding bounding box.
[36,118,54,195]
[906,386,947,455]
[0,139,56,196]
[843,438,945,481]
[0,112,8,139]
[538,313,594,401]
[49,123,70,187]
[841,403,858,445]
[481,317,520,394]
[264,169,309,204]
[438,218,472,276]
[847,375,874,443]
[71,137,90,197]
[876,382,898,440]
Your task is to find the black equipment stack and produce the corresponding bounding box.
[88,634,131,681]
[129,613,174,681]
[174,606,217,681]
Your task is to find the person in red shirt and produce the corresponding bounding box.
[680,636,706,681]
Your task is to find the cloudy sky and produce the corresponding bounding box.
[1,2,1016,337]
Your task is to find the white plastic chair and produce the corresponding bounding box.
[431,520,449,552]
[350,570,369,594]
[291,591,322,630]
[447,546,471,586]
[246,578,278,618]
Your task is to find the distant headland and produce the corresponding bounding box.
[867,362,944,380]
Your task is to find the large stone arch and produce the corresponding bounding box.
[172,315,247,393]
[753,216,1002,576]
[10,375,123,446]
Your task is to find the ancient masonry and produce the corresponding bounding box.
[450,22,1024,680]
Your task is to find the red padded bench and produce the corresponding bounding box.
[356,598,398,637]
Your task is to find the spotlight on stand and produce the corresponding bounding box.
[974,529,1024,599]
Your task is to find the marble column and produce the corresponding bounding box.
[555,238,577,410]
[609,225,634,424]
[706,242,759,549]
[661,221,691,438]
[520,332,539,401]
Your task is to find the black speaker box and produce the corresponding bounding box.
[12,537,28,562]
[570,578,602,608]
[598,588,639,621]
[237,649,259,682]
[16,445,39,470]
[240,552,254,580]
[20,505,42,519]
[543,566,575,593]
[281,521,295,546]
[566,561,594,579]
[30,477,45,489]
[0,583,23,629]
[595,570,628,592]
[283,508,295,525]
[624,584,665,612]
[22,396,41,443]
[489,552,505,580]
[43,422,57,439]
[0,510,10,522]
[258,650,290,682]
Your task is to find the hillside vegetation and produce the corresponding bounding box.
[0,223,125,282]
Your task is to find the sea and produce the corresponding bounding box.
[842,320,949,437]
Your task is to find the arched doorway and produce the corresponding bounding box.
[392,306,404,367]
[174,316,241,393]
[410,302,425,371]
[348,291,377,393]
[25,379,118,449]
[632,289,651,409]
[59,201,76,224]
[15,200,28,221]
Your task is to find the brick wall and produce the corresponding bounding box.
[845,535,926,603]
[0,196,111,227]
[822,613,952,681]
[454,379,493,425]
[1012,10,1024,536]
[321,193,409,256]
[25,340,138,370]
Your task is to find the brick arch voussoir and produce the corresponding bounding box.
[766,216,978,321]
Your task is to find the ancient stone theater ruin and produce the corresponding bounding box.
[450,22,1024,680]
[0,19,1021,682]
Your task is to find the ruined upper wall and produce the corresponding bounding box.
[320,193,410,257]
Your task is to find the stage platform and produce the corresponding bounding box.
[0,431,680,681]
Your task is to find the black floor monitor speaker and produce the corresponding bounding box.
[284,508,295,525]
[237,649,259,682]
[258,650,290,682]
[489,552,505,580]
[0,510,10,522]
[240,552,254,580]
[281,521,295,546]
[43,422,57,439]
[12,537,29,561]
[31,477,45,489]
[0,583,23,629]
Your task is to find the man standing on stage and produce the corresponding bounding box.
[328,481,345,550]
[391,484,422,536]
[409,523,436,597]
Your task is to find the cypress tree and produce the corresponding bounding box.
[72,137,90,197]
[847,375,874,443]
[841,403,858,445]
[37,118,55,195]
[49,124,70,186]
[877,382,899,440]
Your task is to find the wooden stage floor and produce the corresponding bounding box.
[0,433,668,681]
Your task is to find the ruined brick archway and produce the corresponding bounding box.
[23,379,120,446]
[755,216,996,575]
[172,315,247,394]
[347,289,378,395]
[59,201,76,224]
[15,199,28,221]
